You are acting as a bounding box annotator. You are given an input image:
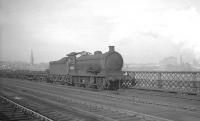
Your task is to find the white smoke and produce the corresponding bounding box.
[86,0,200,61]
[2,0,200,63]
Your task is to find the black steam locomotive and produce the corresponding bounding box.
[49,46,129,89]
[0,46,134,90]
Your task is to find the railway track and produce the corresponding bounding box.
[1,89,105,121]
[0,95,53,121]
[103,89,200,112]
[3,86,172,121]
[50,82,200,112]
[1,78,200,121]
[124,88,200,102]
[41,78,200,108]
[8,79,200,113]
[65,85,200,112]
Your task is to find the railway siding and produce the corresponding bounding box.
[0,95,53,121]
[2,78,200,121]
[12,79,200,112]
[3,83,173,121]
[1,88,109,121]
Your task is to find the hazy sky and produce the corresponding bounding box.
[1,0,200,63]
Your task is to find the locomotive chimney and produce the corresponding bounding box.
[109,46,115,52]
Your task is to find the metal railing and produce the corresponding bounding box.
[1,70,200,94]
[122,71,200,94]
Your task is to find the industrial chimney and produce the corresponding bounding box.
[109,46,115,52]
[180,55,183,65]
[30,50,34,65]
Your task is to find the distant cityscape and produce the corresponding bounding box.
[0,51,48,71]
[0,61,49,71]
[123,55,200,71]
[0,51,200,71]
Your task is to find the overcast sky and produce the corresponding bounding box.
[1,0,200,63]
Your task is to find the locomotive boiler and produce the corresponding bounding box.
[49,46,125,89]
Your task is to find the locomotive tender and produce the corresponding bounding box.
[49,46,126,89]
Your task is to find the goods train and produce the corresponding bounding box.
[0,46,134,90]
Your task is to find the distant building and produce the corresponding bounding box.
[159,56,178,66]
[158,56,198,71]
[122,63,159,71]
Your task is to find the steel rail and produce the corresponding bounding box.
[6,84,173,121]
[0,95,54,121]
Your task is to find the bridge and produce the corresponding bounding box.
[1,70,200,95]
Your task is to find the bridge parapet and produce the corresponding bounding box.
[122,71,200,95]
[1,70,200,94]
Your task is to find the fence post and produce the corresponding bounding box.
[132,72,136,86]
[157,72,162,88]
[192,72,198,94]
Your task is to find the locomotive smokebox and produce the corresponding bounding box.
[109,46,115,52]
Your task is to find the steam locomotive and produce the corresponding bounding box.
[49,46,129,90]
[0,46,134,90]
